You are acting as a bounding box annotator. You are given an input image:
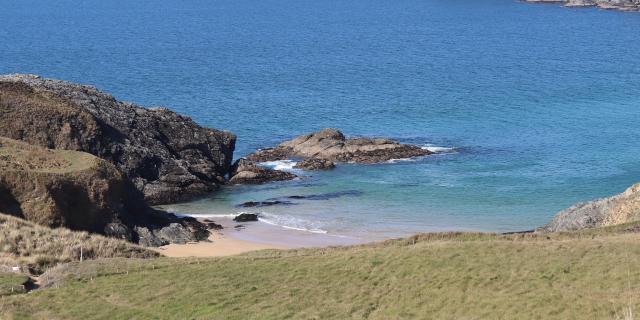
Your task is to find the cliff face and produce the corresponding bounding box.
[526,0,640,12]
[541,183,640,232]
[0,137,208,246]
[0,74,236,205]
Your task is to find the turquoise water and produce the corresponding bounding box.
[2,0,640,239]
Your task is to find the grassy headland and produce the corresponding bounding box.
[3,225,640,319]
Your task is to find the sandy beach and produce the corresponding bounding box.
[154,217,364,258]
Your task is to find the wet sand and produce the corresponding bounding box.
[154,217,364,258]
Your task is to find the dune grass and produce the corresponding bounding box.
[3,226,640,319]
[0,213,158,274]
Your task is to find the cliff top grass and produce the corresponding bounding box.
[3,223,640,319]
[0,137,96,174]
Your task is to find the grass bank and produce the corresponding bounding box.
[3,226,640,319]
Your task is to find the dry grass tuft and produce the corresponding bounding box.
[0,213,158,274]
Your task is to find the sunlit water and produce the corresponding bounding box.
[2,0,640,240]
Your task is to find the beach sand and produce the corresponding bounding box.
[154,217,363,258]
[154,232,286,257]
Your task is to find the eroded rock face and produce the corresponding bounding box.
[0,137,208,246]
[540,183,640,232]
[0,74,236,205]
[525,0,640,12]
[228,159,296,185]
[247,129,431,164]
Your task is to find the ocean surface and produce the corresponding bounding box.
[2,0,640,240]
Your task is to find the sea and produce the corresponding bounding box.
[2,0,640,241]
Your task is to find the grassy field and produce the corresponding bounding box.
[2,226,640,319]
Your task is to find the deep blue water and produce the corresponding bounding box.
[2,0,640,239]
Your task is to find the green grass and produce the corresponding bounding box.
[0,273,29,296]
[3,228,640,319]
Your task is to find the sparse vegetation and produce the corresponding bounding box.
[0,213,158,274]
[3,225,640,319]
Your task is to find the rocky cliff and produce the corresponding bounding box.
[540,183,640,232]
[0,137,208,246]
[0,74,235,205]
[525,0,640,12]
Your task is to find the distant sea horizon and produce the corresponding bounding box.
[2,0,640,240]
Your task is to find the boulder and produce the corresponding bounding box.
[0,137,209,246]
[228,159,296,185]
[0,74,236,205]
[247,128,432,164]
[294,158,336,171]
[233,213,259,222]
[540,183,640,232]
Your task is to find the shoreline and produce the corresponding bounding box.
[155,217,365,258]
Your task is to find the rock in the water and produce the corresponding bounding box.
[0,137,209,247]
[540,183,640,233]
[233,213,259,222]
[205,222,224,230]
[247,128,431,164]
[524,0,640,12]
[0,74,236,205]
[228,158,296,185]
[294,158,336,170]
[237,200,294,208]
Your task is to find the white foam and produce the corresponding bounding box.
[259,160,298,171]
[421,144,456,154]
[258,212,328,234]
[386,157,418,164]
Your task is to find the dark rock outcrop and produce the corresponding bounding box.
[294,158,336,171]
[233,213,259,222]
[228,158,296,185]
[525,0,640,12]
[247,129,432,164]
[0,137,209,246]
[0,74,236,205]
[539,183,640,233]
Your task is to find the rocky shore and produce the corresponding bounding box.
[0,74,440,249]
[524,0,640,12]
[540,183,640,232]
[0,74,236,205]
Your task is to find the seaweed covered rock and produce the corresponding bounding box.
[0,74,236,204]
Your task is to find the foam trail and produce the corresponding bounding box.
[421,144,456,153]
[258,212,328,234]
[259,160,298,171]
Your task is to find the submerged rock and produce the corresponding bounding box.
[228,159,296,185]
[237,200,295,208]
[247,128,432,164]
[540,183,640,232]
[233,213,259,222]
[0,74,236,205]
[0,137,209,247]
